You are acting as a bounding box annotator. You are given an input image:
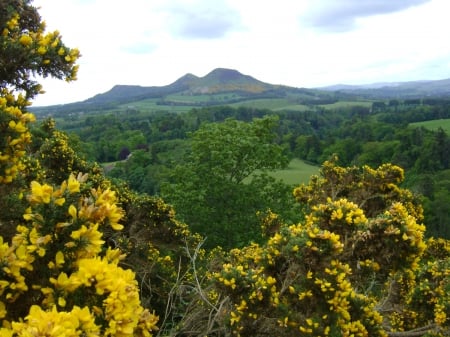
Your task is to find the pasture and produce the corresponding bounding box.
[410,118,450,134]
[270,158,319,185]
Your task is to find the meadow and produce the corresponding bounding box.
[269,158,319,185]
[410,118,450,133]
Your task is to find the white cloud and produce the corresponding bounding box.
[301,0,432,32]
[163,0,242,39]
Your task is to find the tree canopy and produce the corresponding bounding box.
[161,116,295,249]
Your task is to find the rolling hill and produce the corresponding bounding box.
[31,68,339,114]
[31,68,450,115]
[73,68,281,105]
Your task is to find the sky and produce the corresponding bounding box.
[31,0,450,106]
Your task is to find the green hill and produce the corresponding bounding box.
[30,68,343,115]
[30,68,450,117]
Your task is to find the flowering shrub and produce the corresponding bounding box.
[212,205,386,337]
[387,237,450,333]
[0,173,159,336]
[0,1,79,99]
[208,161,449,337]
[0,92,35,184]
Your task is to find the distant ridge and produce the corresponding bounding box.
[320,78,450,98]
[32,68,450,111]
[84,68,276,105]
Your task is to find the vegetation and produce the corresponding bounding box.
[410,118,450,134]
[41,100,450,240]
[160,116,296,249]
[1,2,449,337]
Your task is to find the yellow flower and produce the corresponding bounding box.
[19,34,33,46]
[8,120,26,133]
[58,297,66,307]
[71,224,104,258]
[54,197,65,206]
[55,251,65,267]
[67,174,80,193]
[266,276,276,285]
[331,208,343,220]
[6,15,19,30]
[29,181,53,204]
[50,272,80,292]
[37,45,46,54]
[68,204,77,219]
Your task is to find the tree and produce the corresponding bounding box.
[161,116,295,249]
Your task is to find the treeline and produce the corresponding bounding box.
[48,101,450,238]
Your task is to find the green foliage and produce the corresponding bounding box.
[201,161,449,337]
[161,116,297,249]
[0,0,79,99]
[41,96,450,239]
[410,118,450,134]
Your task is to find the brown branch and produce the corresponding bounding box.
[386,324,441,337]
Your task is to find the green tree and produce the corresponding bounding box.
[161,116,295,249]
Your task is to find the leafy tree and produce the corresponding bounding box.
[161,116,295,249]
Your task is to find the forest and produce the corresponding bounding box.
[45,99,450,242]
[0,1,449,337]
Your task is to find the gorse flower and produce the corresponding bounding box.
[0,92,35,184]
[8,305,100,337]
[0,173,159,336]
[29,181,54,204]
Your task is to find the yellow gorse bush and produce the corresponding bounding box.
[0,92,35,184]
[0,173,158,336]
[1,5,80,98]
[209,161,449,337]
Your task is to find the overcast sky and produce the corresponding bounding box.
[32,0,450,106]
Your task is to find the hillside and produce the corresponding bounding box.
[30,68,342,114]
[77,68,280,105]
[30,68,450,115]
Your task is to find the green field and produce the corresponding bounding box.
[410,118,450,134]
[318,101,373,109]
[270,158,319,185]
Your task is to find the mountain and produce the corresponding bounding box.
[31,68,450,114]
[185,68,273,94]
[84,68,277,105]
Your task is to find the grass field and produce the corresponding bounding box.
[230,98,295,110]
[409,118,450,134]
[270,158,319,185]
[319,101,373,109]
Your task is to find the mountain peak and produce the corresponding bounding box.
[180,68,271,94]
[204,68,246,82]
[169,72,199,89]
